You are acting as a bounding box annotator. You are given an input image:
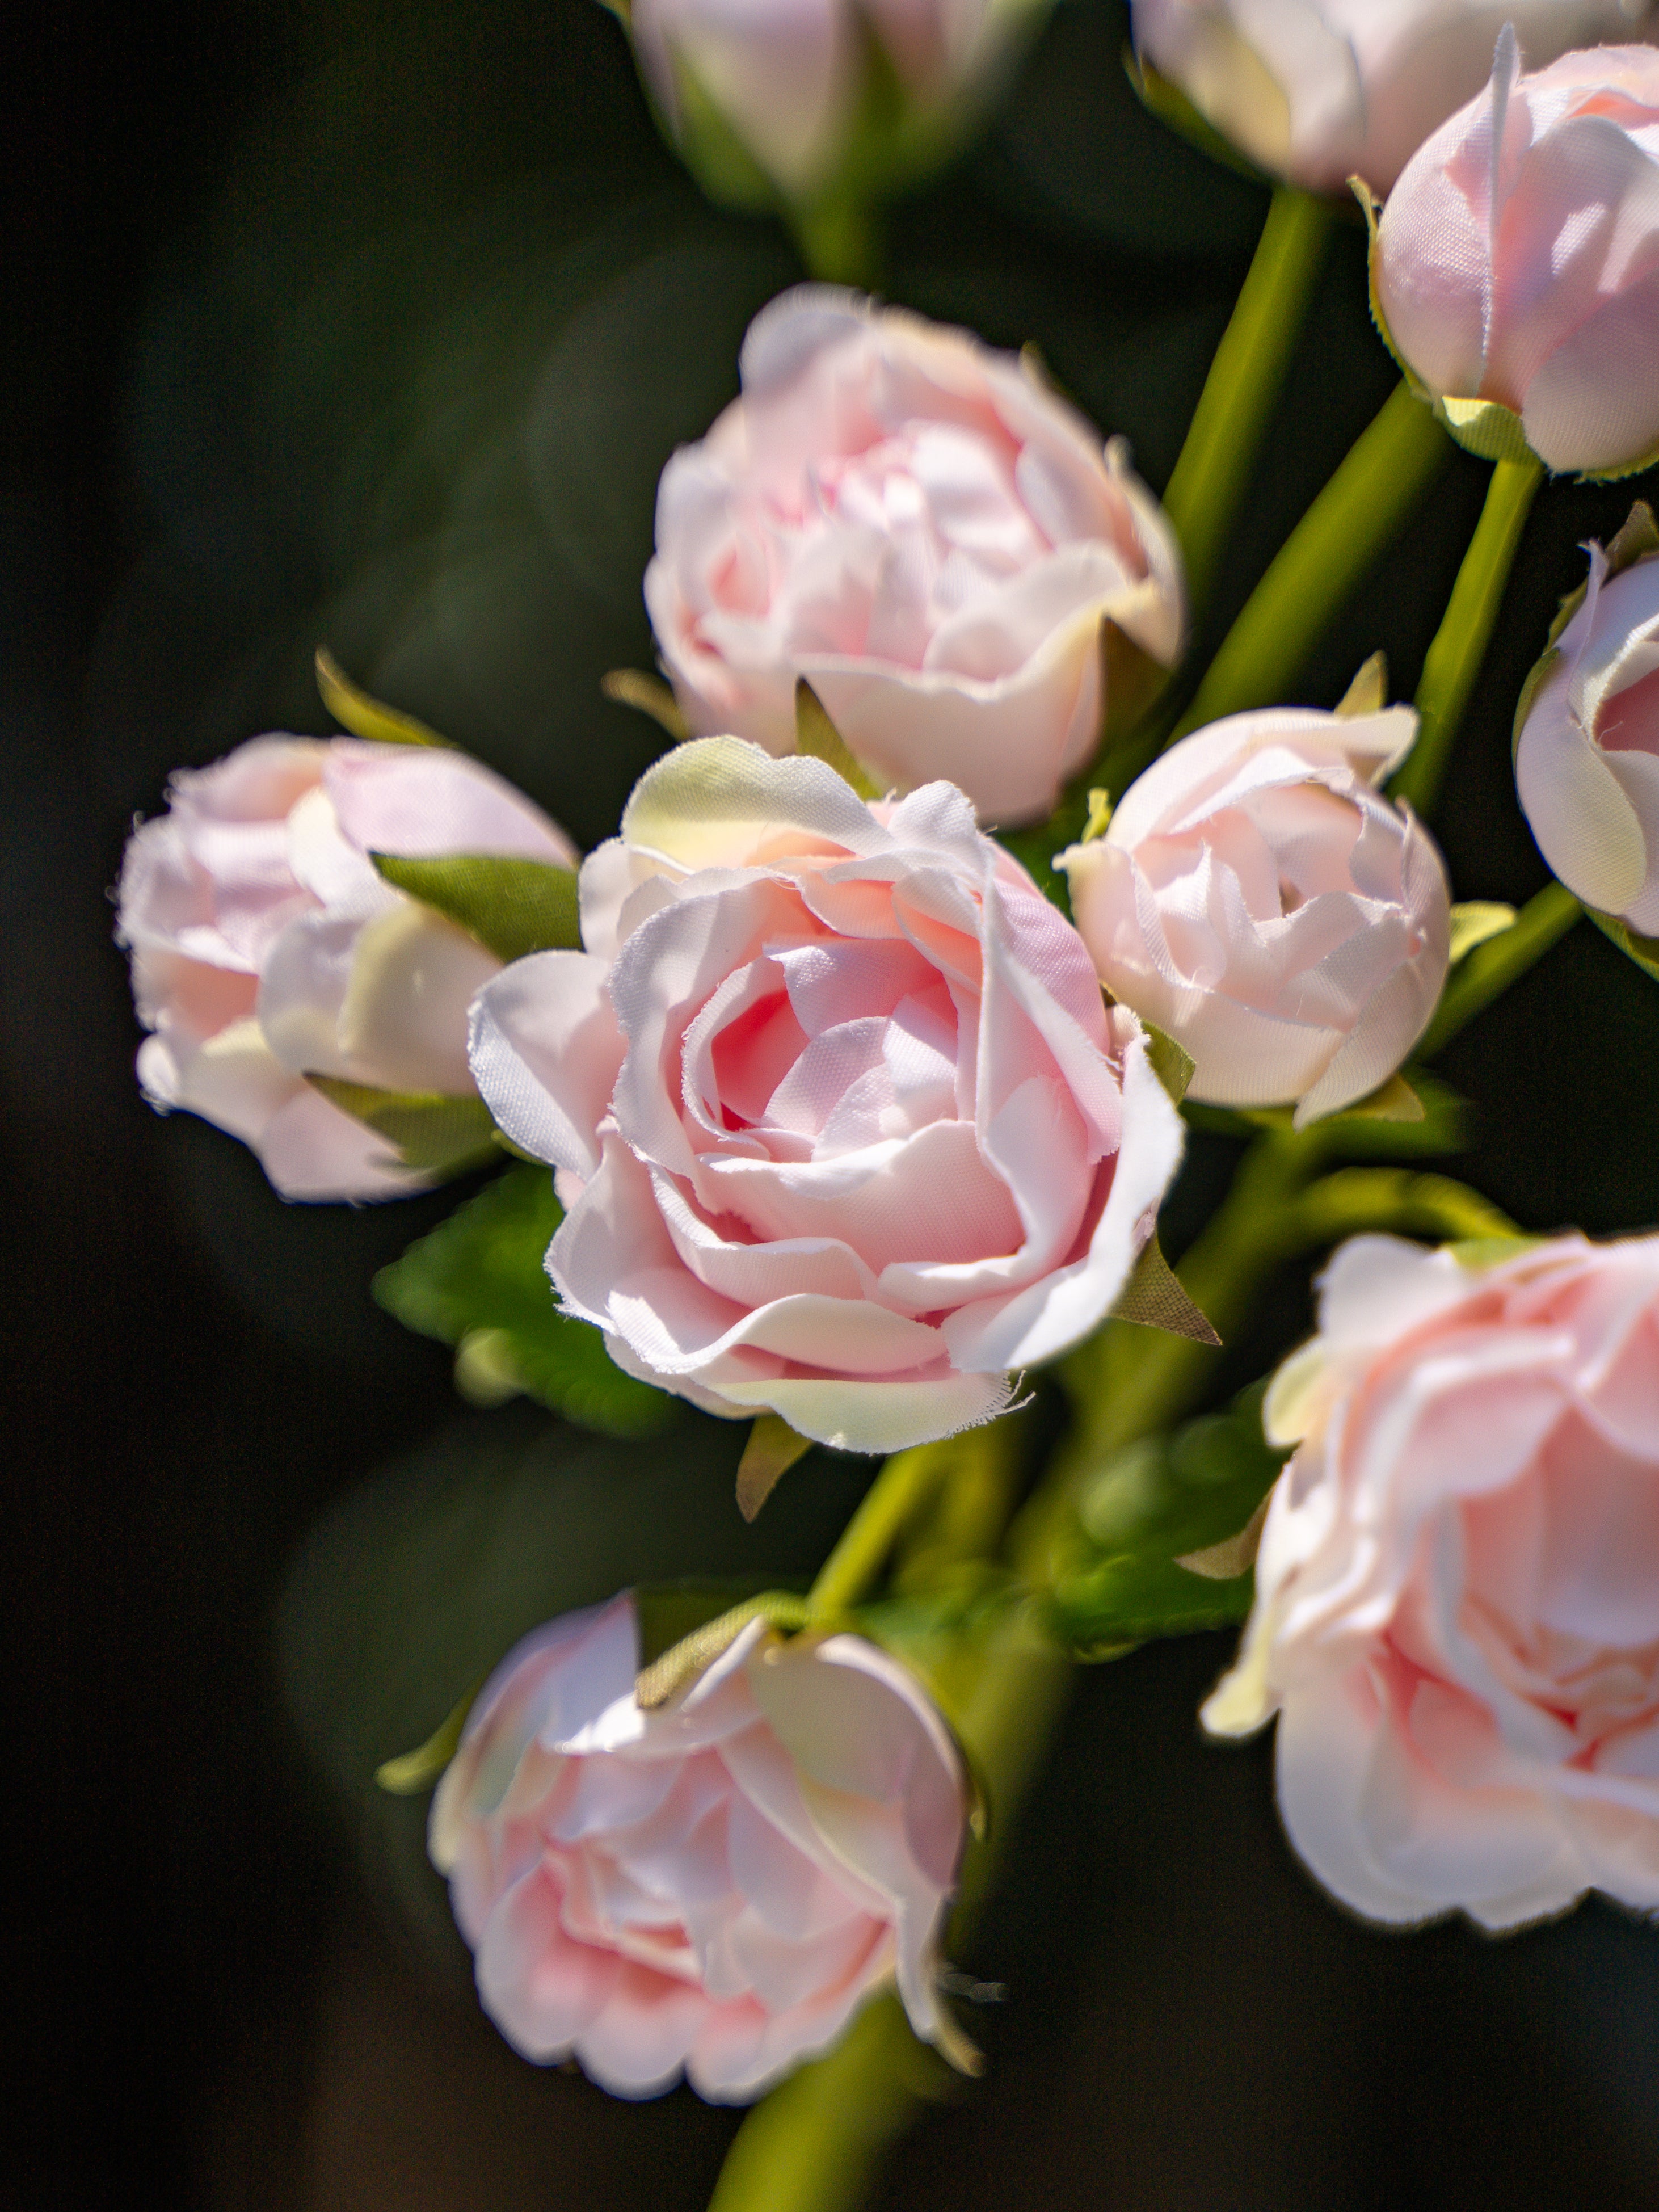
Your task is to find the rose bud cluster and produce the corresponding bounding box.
[1516,520,1659,933]
[621,0,1052,216]
[646,288,1185,829]
[1207,1230,1659,1928]
[1374,36,1659,477]
[468,736,1185,1453]
[1061,705,1451,1125]
[1132,0,1655,196]
[430,1593,969,2101]
[116,735,577,1200]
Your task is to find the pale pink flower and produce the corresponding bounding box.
[1375,36,1659,476]
[1206,1230,1659,1928]
[117,735,576,1200]
[468,737,1185,1453]
[1516,534,1659,928]
[645,288,1185,829]
[627,0,1051,203]
[1132,0,1655,195]
[430,1593,968,2101]
[1060,706,1450,1125]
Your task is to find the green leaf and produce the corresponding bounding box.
[1052,1383,1290,1653]
[369,851,582,965]
[304,1075,498,1176]
[315,647,448,747]
[373,1164,677,1438]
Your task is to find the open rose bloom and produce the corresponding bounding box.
[646,289,1185,828]
[1132,0,1655,195]
[1207,1232,1659,1928]
[430,1594,968,2100]
[117,735,576,1200]
[469,737,1185,1452]
[1061,705,1451,1125]
[1516,536,1659,931]
[1374,37,1659,476]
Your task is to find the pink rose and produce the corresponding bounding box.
[1374,36,1659,475]
[645,288,1185,829]
[117,734,577,1200]
[1515,531,1659,930]
[1132,0,1654,195]
[1206,1230,1659,1928]
[1060,706,1451,1125]
[429,1592,968,2100]
[468,737,1185,1453]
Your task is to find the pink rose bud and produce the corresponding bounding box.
[625,0,1052,209]
[117,735,577,1200]
[645,288,1185,829]
[1060,707,1451,1126]
[1516,530,1659,930]
[1374,35,1659,476]
[468,737,1185,1453]
[1206,1230,1659,1929]
[1133,0,1656,195]
[430,1593,969,2101]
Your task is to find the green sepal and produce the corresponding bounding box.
[304,1075,498,1177]
[374,1675,485,1795]
[1449,1233,1547,1271]
[635,1579,808,1670]
[1109,1231,1219,1344]
[1448,902,1517,965]
[634,1589,812,1708]
[1439,396,1536,466]
[1125,48,1273,185]
[736,1412,817,1522]
[795,680,883,800]
[369,851,582,965]
[1142,1024,1195,1106]
[315,647,448,747]
[1586,903,1659,987]
[373,1164,678,1437]
[601,668,689,741]
[1185,1070,1467,1153]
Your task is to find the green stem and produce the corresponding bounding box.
[806,1440,954,1619]
[1417,882,1581,1059]
[1389,453,1545,817]
[1161,186,1335,618]
[789,194,883,288]
[1169,380,1451,742]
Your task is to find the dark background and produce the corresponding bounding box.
[9,2,1659,2205]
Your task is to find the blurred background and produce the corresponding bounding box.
[8,1,1659,2204]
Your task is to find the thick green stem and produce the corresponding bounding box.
[1389,454,1545,817]
[1417,882,1581,1058]
[1169,380,1451,741]
[789,195,883,287]
[1161,187,1336,617]
[806,1441,952,1619]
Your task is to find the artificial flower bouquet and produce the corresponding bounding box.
[115,4,1659,2204]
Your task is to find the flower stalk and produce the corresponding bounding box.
[1160,186,1336,617]
[1389,453,1545,817]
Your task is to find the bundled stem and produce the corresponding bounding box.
[1389,453,1545,817]
[1169,380,1451,740]
[1160,187,1336,617]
